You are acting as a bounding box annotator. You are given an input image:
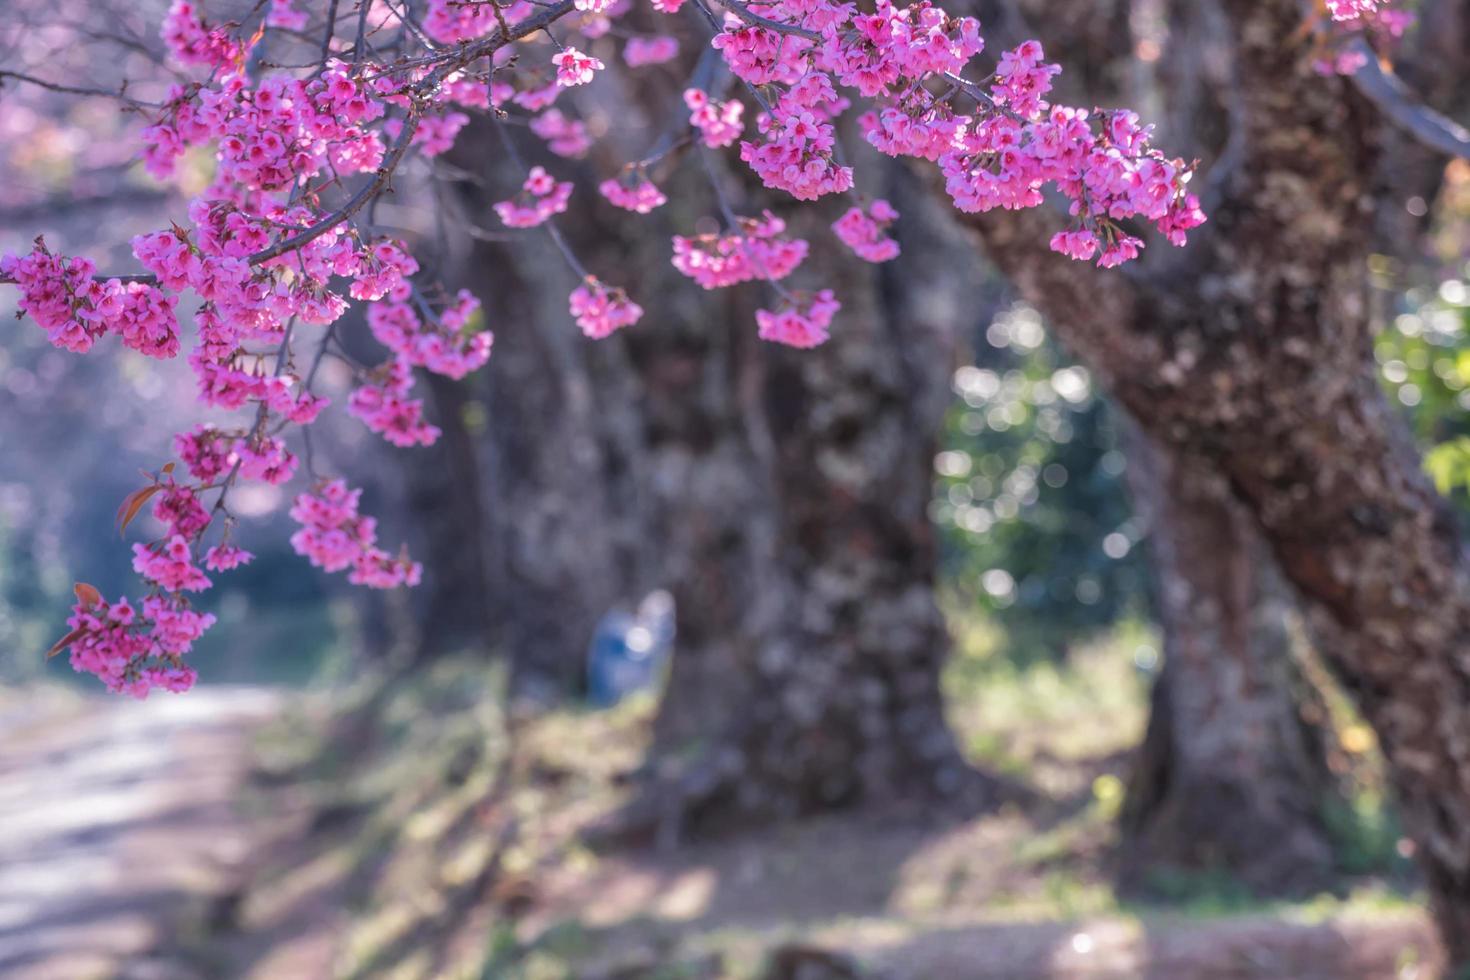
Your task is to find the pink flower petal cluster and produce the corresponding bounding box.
[63,592,211,698]
[713,18,810,86]
[685,89,745,148]
[424,0,508,42]
[814,0,982,96]
[756,290,841,349]
[266,0,309,30]
[530,109,593,158]
[688,2,1204,261]
[162,0,243,71]
[2,242,179,357]
[553,47,604,87]
[414,111,471,157]
[932,80,1204,264]
[133,536,211,593]
[494,167,575,228]
[625,36,680,68]
[175,426,237,482]
[353,289,493,447]
[154,482,211,539]
[236,436,300,485]
[141,56,383,183]
[512,81,561,113]
[350,240,421,302]
[832,200,901,263]
[1049,230,1099,263]
[1314,3,1412,74]
[1326,0,1382,20]
[739,73,855,201]
[992,40,1062,118]
[205,544,254,571]
[570,279,644,338]
[349,360,443,448]
[599,171,668,213]
[368,291,493,380]
[672,211,809,288]
[290,481,422,588]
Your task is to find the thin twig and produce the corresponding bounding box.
[0,70,160,107]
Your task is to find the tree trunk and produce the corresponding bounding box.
[636,166,997,834]
[1119,430,1339,896]
[403,371,497,660]
[953,0,1470,960]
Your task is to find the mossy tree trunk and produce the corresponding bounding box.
[1119,431,1340,896]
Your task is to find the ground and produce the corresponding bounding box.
[0,625,1444,979]
[0,685,277,980]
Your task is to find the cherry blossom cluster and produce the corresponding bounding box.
[1312,0,1413,74]
[367,290,493,380]
[425,0,505,43]
[531,110,593,158]
[554,47,605,87]
[290,481,423,589]
[757,290,841,349]
[161,0,243,70]
[832,201,901,263]
[600,170,669,213]
[2,242,180,357]
[495,167,575,227]
[685,88,746,148]
[4,0,1216,694]
[570,279,645,338]
[625,36,681,68]
[349,360,442,449]
[673,211,809,288]
[1326,0,1384,20]
[61,590,213,698]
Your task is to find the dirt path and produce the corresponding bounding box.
[0,686,278,980]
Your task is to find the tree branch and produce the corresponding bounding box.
[1348,39,1470,160]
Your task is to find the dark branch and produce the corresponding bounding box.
[1349,39,1470,160]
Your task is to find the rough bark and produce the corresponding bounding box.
[953,0,1470,960]
[636,166,997,833]
[1119,430,1340,897]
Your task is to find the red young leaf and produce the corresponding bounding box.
[116,485,161,535]
[73,582,102,609]
[46,627,86,660]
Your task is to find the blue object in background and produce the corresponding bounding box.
[586,590,675,708]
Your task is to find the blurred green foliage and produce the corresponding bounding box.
[1376,272,1470,501]
[932,303,1150,661]
[933,269,1470,663]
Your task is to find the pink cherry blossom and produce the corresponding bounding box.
[600,171,668,213]
[530,109,593,158]
[553,47,604,87]
[756,290,841,349]
[673,211,809,288]
[832,200,901,263]
[625,36,679,68]
[494,166,575,228]
[570,279,644,338]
